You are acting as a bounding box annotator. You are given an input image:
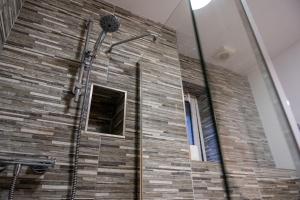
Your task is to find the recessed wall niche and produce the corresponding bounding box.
[85,84,127,137]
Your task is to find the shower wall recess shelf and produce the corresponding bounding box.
[85,84,127,138]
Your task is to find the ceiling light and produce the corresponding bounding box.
[191,0,212,10]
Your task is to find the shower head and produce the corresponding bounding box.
[100,15,120,33]
[92,15,120,56]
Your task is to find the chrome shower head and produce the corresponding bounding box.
[100,15,120,33]
[92,15,120,55]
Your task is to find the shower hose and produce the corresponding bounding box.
[70,53,95,200]
[8,163,21,200]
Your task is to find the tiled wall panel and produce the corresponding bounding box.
[0,0,194,199]
[180,54,221,162]
[140,51,194,199]
[191,161,226,200]
[0,0,23,50]
[207,63,275,168]
[0,0,299,200]
[180,54,300,200]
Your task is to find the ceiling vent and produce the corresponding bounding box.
[214,46,235,61]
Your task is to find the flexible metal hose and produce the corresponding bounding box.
[70,54,93,200]
[70,31,107,200]
[69,20,93,200]
[8,163,21,200]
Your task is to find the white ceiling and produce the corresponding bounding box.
[247,0,300,59]
[104,0,300,75]
[106,0,181,24]
[188,0,257,74]
[164,0,198,59]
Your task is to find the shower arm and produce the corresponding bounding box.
[105,33,157,53]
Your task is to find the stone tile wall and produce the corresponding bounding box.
[191,161,226,200]
[0,0,299,199]
[0,0,23,51]
[207,63,275,168]
[180,54,300,200]
[180,54,221,162]
[0,0,194,199]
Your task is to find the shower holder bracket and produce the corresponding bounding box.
[83,51,92,70]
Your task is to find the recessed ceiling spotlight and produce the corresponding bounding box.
[191,0,212,10]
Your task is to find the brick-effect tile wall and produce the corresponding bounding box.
[140,47,194,199]
[180,54,221,162]
[180,54,300,200]
[0,0,24,51]
[207,63,275,168]
[191,161,226,200]
[0,0,194,199]
[0,0,299,199]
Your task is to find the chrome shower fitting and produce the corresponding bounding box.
[0,158,55,170]
[0,157,55,200]
[0,163,7,173]
[8,164,21,200]
[70,15,158,200]
[73,20,93,102]
[70,15,120,200]
[73,15,120,102]
[105,33,157,54]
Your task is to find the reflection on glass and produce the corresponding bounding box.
[190,0,300,198]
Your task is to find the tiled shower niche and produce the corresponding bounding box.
[85,84,127,137]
